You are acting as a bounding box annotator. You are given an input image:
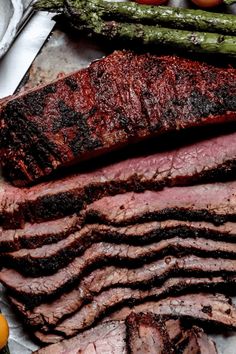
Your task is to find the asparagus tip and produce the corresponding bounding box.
[223,0,236,4]
[34,0,64,11]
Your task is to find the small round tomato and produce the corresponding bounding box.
[190,0,222,7]
[0,314,9,350]
[135,0,168,5]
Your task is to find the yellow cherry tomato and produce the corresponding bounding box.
[190,0,222,7]
[0,314,9,350]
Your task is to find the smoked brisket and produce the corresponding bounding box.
[2,219,236,253]
[176,326,218,354]
[33,293,236,343]
[107,293,236,329]
[33,316,216,353]
[3,233,236,276]
[10,275,236,330]
[126,313,175,354]
[0,215,80,252]
[1,129,236,229]
[1,51,236,186]
[33,320,127,353]
[35,284,236,338]
[83,183,236,226]
[3,254,236,306]
[33,317,181,353]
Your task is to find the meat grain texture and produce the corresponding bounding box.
[0,51,236,353]
[1,128,236,229]
[0,51,236,186]
[2,219,236,253]
[33,315,216,354]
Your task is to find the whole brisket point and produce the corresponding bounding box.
[0,51,235,186]
[1,129,236,229]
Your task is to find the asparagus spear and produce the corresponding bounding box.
[71,19,236,57]
[36,0,63,9]
[36,0,236,35]
[64,0,236,57]
[224,0,236,4]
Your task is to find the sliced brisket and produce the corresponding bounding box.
[6,253,236,315]
[126,314,216,354]
[4,177,236,229]
[40,284,236,338]
[0,215,80,252]
[3,232,236,276]
[11,273,235,330]
[84,183,236,226]
[1,129,236,228]
[3,222,236,276]
[176,326,218,354]
[126,313,175,354]
[2,219,236,254]
[165,319,182,344]
[3,135,236,230]
[1,51,236,186]
[108,293,236,328]
[33,293,236,343]
[33,320,127,354]
[33,317,181,353]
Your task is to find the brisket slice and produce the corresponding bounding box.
[4,177,236,231]
[176,326,217,354]
[0,215,80,252]
[126,312,175,354]
[2,251,236,305]
[107,293,236,328]
[33,318,181,354]
[165,319,182,344]
[84,182,236,226]
[2,219,236,254]
[1,51,236,186]
[38,281,236,337]
[10,269,235,330]
[9,268,235,328]
[33,320,128,354]
[1,129,236,229]
[3,228,236,275]
[33,293,236,344]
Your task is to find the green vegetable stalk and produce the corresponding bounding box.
[223,0,236,4]
[73,20,236,57]
[36,0,236,35]
[37,0,63,9]
[36,0,236,57]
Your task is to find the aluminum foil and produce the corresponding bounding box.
[0,0,23,58]
[0,284,38,353]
